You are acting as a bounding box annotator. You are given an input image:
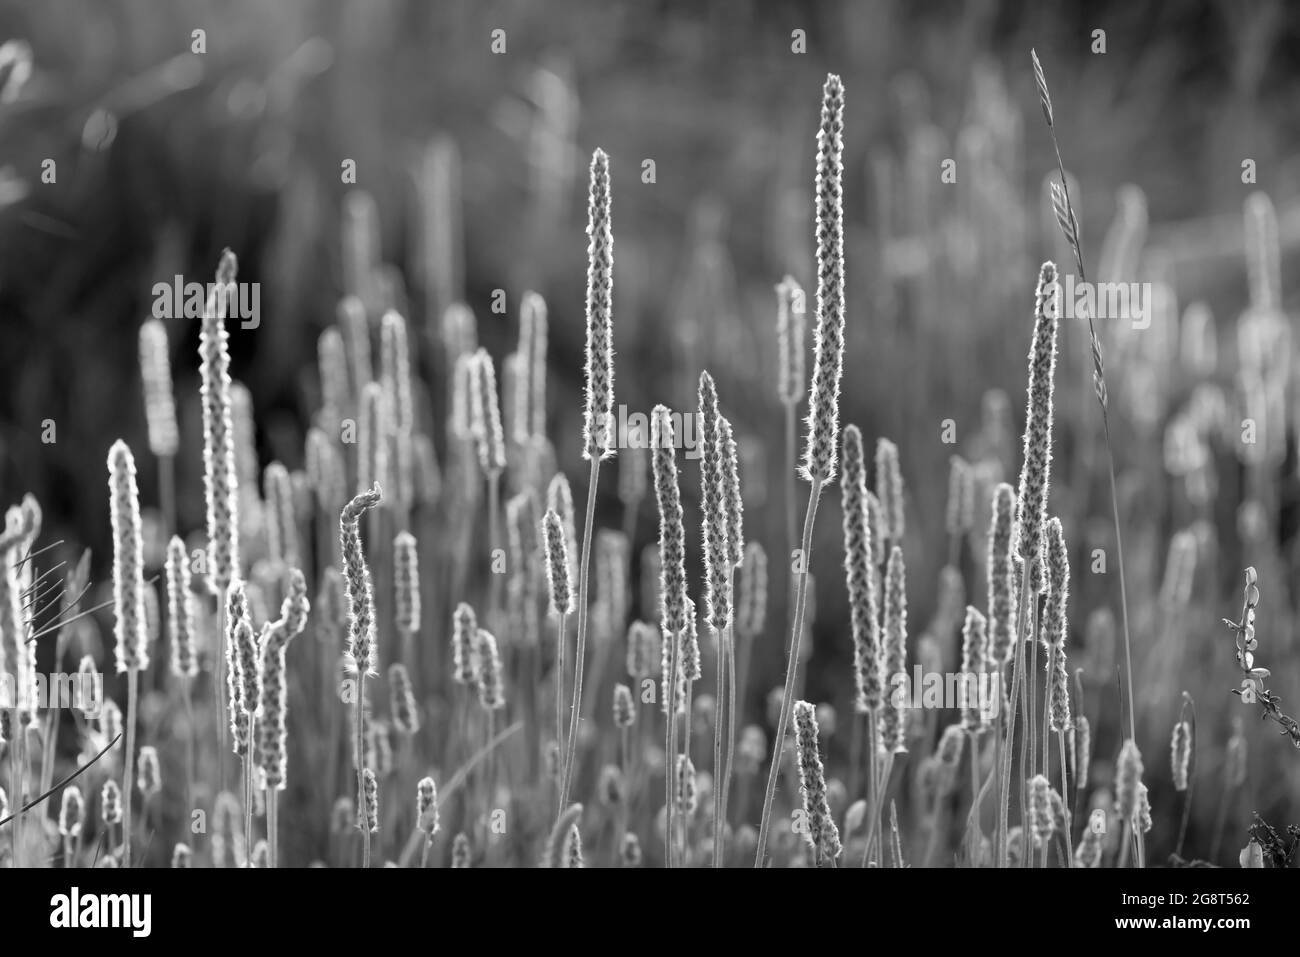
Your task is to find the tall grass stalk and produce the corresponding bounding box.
[756,72,846,868]
[1031,49,1137,760]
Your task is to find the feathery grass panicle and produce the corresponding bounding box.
[199,250,241,592]
[358,383,389,497]
[583,149,615,462]
[651,406,688,636]
[1049,648,1071,734]
[1028,773,1053,847]
[138,319,179,458]
[620,833,642,867]
[776,275,806,406]
[452,602,479,684]
[137,746,161,798]
[546,474,578,585]
[380,310,414,510]
[879,546,909,753]
[874,438,904,544]
[165,535,197,678]
[59,786,84,838]
[517,291,548,441]
[613,682,636,728]
[317,327,350,423]
[306,427,346,515]
[1116,738,1144,822]
[1071,713,1091,790]
[473,629,505,711]
[675,754,697,815]
[699,372,731,634]
[450,353,474,441]
[544,803,584,868]
[793,700,842,862]
[361,768,379,832]
[388,663,419,735]
[719,416,743,569]
[1075,808,1106,867]
[595,529,630,632]
[1136,782,1152,834]
[108,440,148,674]
[563,824,585,868]
[469,348,506,476]
[801,74,846,483]
[1016,262,1061,593]
[256,569,310,789]
[626,620,659,678]
[101,779,122,825]
[416,776,439,835]
[393,532,420,636]
[959,606,989,731]
[451,832,471,867]
[945,456,974,538]
[340,484,382,677]
[542,509,574,617]
[841,425,881,715]
[986,485,1018,667]
[1171,720,1192,791]
[263,462,299,568]
[736,541,767,639]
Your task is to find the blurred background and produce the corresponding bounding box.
[2,0,1300,866]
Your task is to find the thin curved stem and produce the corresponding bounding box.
[561,458,601,809]
[755,479,822,867]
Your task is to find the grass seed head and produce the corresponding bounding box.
[583,148,615,462]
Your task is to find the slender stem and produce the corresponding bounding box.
[560,457,601,809]
[487,472,502,629]
[968,730,982,865]
[1042,643,1054,788]
[9,710,23,866]
[721,610,738,855]
[784,403,796,580]
[755,479,822,866]
[712,624,725,867]
[680,677,693,864]
[123,667,138,868]
[355,672,369,868]
[159,454,176,540]
[861,751,895,867]
[848,712,862,806]
[216,600,228,798]
[863,711,876,866]
[664,625,680,868]
[998,564,1031,867]
[181,678,195,829]
[243,751,253,867]
[554,611,567,804]
[1057,731,1072,867]
[268,788,278,868]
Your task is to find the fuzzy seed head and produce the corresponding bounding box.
[416,776,439,835]
[625,620,660,680]
[613,682,636,728]
[986,483,1018,665]
[736,540,768,639]
[874,438,905,544]
[793,700,842,861]
[361,768,379,833]
[1170,720,1191,792]
[388,663,419,735]
[108,440,148,674]
[776,275,806,405]
[393,531,420,635]
[651,406,688,636]
[199,253,241,593]
[583,149,615,462]
[801,74,847,483]
[879,547,909,753]
[1017,261,1061,593]
[139,319,179,457]
[473,629,505,711]
[542,508,574,617]
[165,535,197,678]
[340,484,382,676]
[101,779,122,825]
[842,425,881,716]
[699,372,732,634]
[451,602,478,684]
[959,606,989,731]
[469,348,506,475]
[1115,738,1144,822]
[59,786,85,837]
